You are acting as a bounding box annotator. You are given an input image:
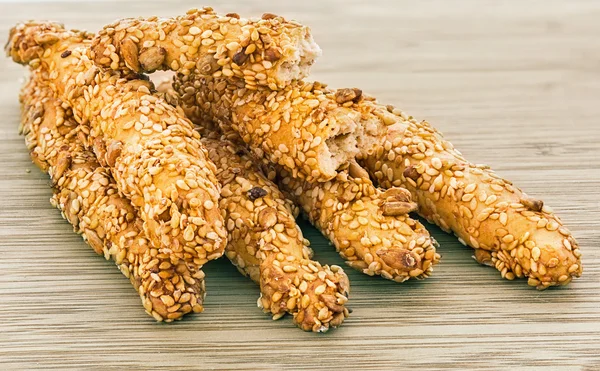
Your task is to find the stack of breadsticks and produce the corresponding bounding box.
[7,18,350,332]
[6,6,581,332]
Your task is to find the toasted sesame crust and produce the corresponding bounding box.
[174,76,363,183]
[198,136,349,332]
[357,102,582,289]
[8,22,228,271]
[19,75,206,321]
[91,7,319,90]
[271,165,440,282]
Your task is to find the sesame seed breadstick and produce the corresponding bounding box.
[172,73,581,288]
[174,76,365,183]
[269,164,440,282]
[8,22,228,268]
[357,104,582,289]
[198,136,349,332]
[20,75,206,321]
[91,7,320,91]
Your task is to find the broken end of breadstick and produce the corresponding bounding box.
[278,162,440,282]
[91,7,320,89]
[274,25,321,89]
[259,254,350,332]
[6,21,90,65]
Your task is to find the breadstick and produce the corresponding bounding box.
[198,135,349,332]
[174,76,366,182]
[20,75,206,321]
[269,163,440,282]
[91,7,320,90]
[8,22,227,268]
[172,74,581,288]
[357,103,582,289]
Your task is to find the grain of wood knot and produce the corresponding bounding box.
[335,88,362,104]
[521,196,544,212]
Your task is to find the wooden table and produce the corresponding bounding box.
[1,1,599,369]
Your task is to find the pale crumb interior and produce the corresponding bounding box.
[277,31,322,84]
[325,134,359,172]
[318,109,359,175]
[356,115,385,152]
[320,111,386,175]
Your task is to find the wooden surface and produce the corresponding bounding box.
[1,1,599,370]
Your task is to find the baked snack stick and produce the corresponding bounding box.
[20,75,206,321]
[174,76,371,182]
[8,22,228,267]
[91,7,320,90]
[357,104,582,289]
[173,74,581,288]
[198,136,349,332]
[269,163,440,282]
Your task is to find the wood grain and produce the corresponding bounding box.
[1,1,599,370]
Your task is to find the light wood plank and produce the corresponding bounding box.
[1,1,599,370]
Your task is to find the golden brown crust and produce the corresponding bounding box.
[174,76,360,183]
[270,165,440,282]
[200,135,349,332]
[357,103,582,289]
[7,22,227,271]
[91,7,320,90]
[20,75,206,321]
